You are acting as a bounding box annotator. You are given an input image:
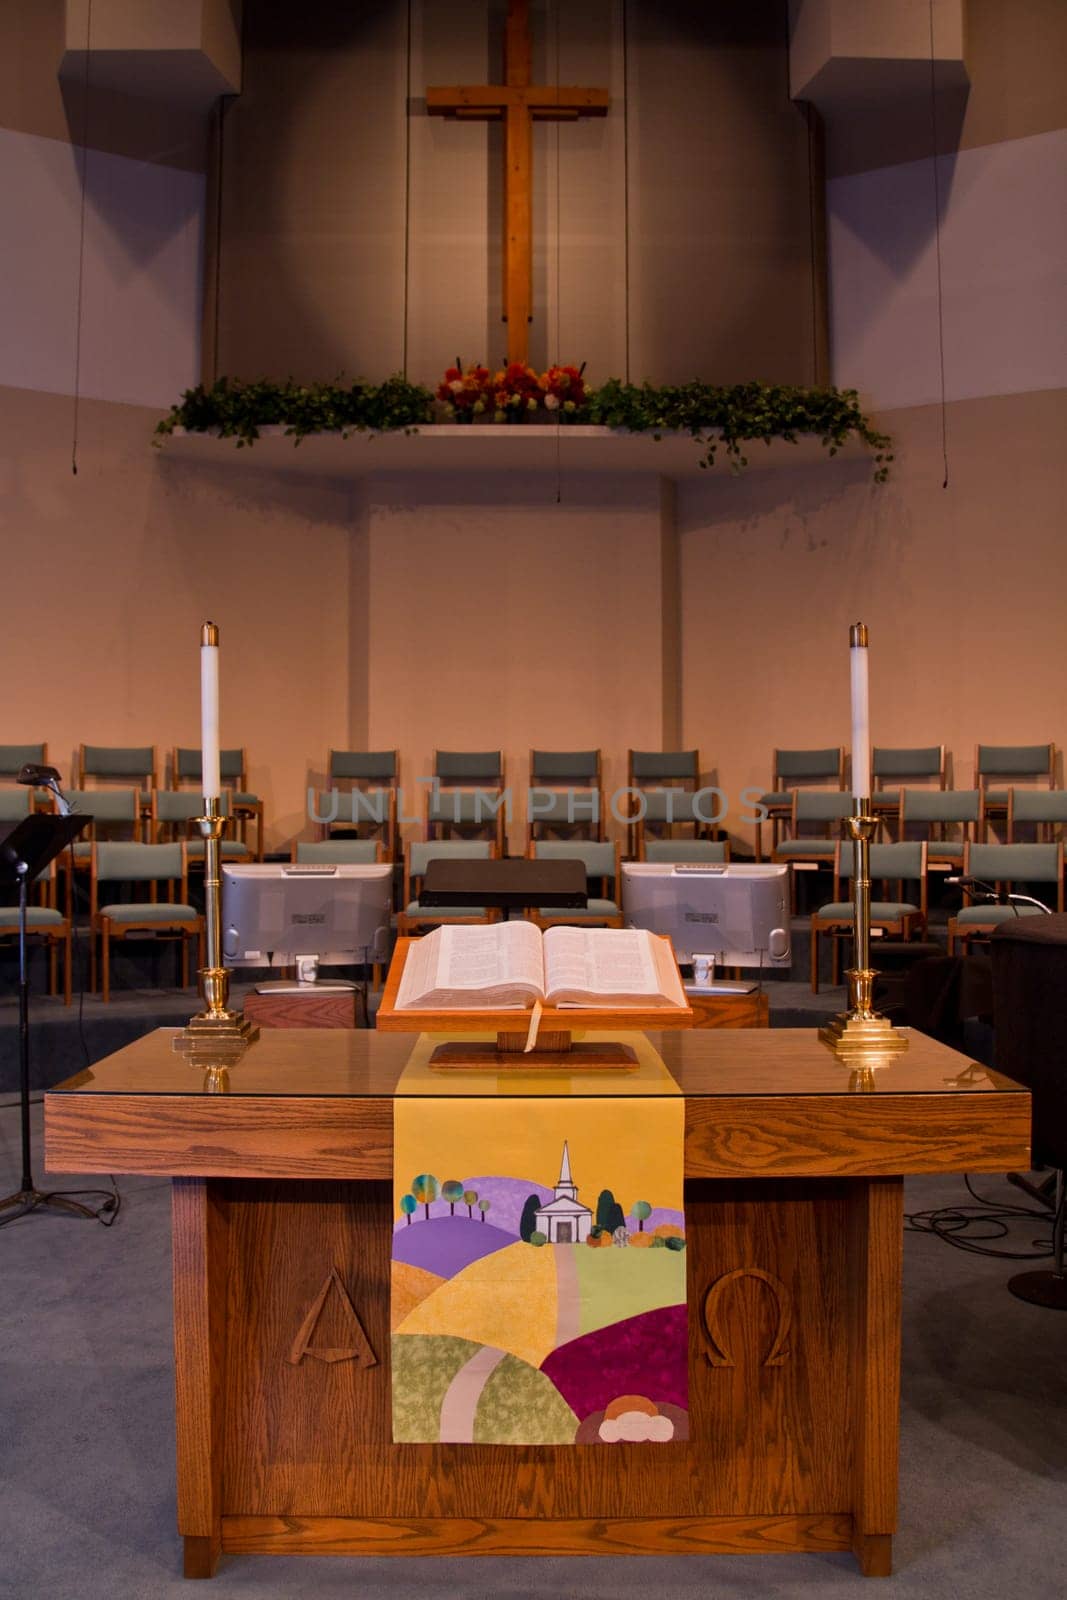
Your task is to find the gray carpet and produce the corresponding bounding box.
[2,1102,1064,1600]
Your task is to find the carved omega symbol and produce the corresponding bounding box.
[702,1267,793,1368]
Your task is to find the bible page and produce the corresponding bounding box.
[542,926,665,1005]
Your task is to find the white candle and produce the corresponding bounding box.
[200,621,221,801]
[849,622,870,802]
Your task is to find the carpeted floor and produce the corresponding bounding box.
[2,1098,1064,1600]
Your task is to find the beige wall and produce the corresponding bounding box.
[212,0,823,389]
[0,387,353,848]
[678,388,1067,845]
[360,472,677,849]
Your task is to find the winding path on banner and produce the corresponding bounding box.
[438,1345,508,1442]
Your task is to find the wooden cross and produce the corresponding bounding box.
[426,0,609,366]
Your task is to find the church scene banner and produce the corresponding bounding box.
[392,1047,686,1445]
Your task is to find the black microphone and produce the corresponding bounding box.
[945,875,1052,916]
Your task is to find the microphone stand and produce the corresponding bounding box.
[1,809,119,1227]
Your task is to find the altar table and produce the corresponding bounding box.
[44,1028,1029,1579]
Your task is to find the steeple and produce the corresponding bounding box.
[555,1141,577,1201]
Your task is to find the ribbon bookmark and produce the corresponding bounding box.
[523,999,544,1053]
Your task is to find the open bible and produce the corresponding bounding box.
[394,922,687,1011]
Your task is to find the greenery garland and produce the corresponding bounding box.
[155,375,892,480]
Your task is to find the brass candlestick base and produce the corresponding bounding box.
[173,800,259,1054]
[819,808,909,1067]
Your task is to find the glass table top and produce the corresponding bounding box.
[45,1027,1022,1100]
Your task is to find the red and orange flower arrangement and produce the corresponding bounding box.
[435,360,587,422]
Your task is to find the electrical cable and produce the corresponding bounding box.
[905,1173,1053,1261]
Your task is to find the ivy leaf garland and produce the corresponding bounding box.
[155,375,892,479]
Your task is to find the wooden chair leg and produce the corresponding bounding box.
[181,931,189,989]
[102,920,111,1003]
[831,931,841,987]
[90,923,97,994]
[810,918,820,993]
[63,928,72,1005]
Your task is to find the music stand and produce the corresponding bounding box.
[0,814,118,1227]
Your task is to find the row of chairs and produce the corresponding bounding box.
[0,745,263,856]
[0,842,204,1005]
[808,839,1066,992]
[756,742,1059,857]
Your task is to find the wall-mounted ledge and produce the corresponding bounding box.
[160,424,869,484]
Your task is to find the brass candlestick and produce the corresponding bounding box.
[819,803,909,1065]
[173,796,258,1054]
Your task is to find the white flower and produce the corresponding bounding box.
[544,393,560,410]
[448,379,464,394]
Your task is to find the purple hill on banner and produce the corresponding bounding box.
[392,1217,515,1279]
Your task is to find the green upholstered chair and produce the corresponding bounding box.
[427,751,506,851]
[871,746,945,828]
[975,744,1056,831]
[322,750,398,856]
[948,841,1064,955]
[60,788,142,873]
[0,787,32,822]
[78,744,156,818]
[0,744,51,809]
[1007,787,1067,844]
[172,747,264,859]
[810,841,928,993]
[526,839,622,928]
[292,839,382,864]
[0,859,71,1004]
[640,837,730,864]
[627,749,704,852]
[150,790,251,862]
[398,838,498,934]
[755,748,845,860]
[898,788,981,870]
[0,743,47,780]
[526,749,603,843]
[773,789,855,908]
[90,841,204,1002]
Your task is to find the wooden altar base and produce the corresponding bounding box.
[172,1172,900,1577]
[44,1027,1030,1581]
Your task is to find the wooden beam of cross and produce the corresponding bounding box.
[426,0,609,366]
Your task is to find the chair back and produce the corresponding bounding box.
[293,840,382,864]
[1007,788,1067,836]
[529,838,619,889]
[94,841,185,883]
[641,838,728,864]
[872,746,945,785]
[434,750,503,783]
[530,750,600,782]
[408,838,495,880]
[328,750,397,783]
[900,788,981,826]
[965,841,1064,888]
[64,788,140,833]
[79,744,156,786]
[0,787,32,821]
[837,841,927,883]
[775,748,844,785]
[153,790,232,824]
[792,789,854,829]
[0,743,46,778]
[629,750,700,785]
[172,747,246,786]
[975,743,1055,785]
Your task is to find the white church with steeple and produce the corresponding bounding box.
[535,1142,594,1245]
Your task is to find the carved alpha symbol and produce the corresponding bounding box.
[288,1268,377,1367]
[702,1267,793,1368]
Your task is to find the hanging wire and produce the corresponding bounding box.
[928,0,950,488]
[71,0,94,476]
[621,0,630,387]
[402,0,413,378]
[905,1174,1054,1261]
[554,0,562,503]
